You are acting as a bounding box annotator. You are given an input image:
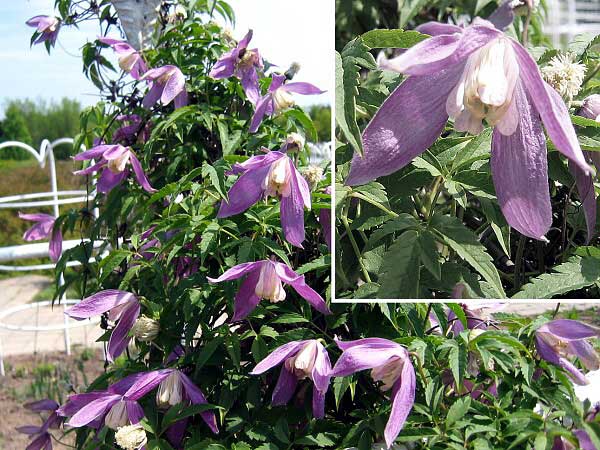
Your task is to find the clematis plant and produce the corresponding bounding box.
[207,257,331,320]
[250,339,332,418]
[73,144,156,194]
[249,74,325,132]
[209,29,263,104]
[58,369,217,434]
[535,319,600,385]
[16,399,62,450]
[141,65,188,109]
[217,147,311,247]
[98,37,147,79]
[331,338,416,449]
[19,212,62,262]
[26,15,60,47]
[64,290,141,362]
[346,16,592,241]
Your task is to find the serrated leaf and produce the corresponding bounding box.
[512,255,600,298]
[430,215,505,298]
[446,396,471,427]
[419,230,441,280]
[378,230,421,298]
[336,40,376,157]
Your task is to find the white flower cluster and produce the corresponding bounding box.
[115,424,147,450]
[541,53,587,101]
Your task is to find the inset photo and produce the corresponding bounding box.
[335,0,600,300]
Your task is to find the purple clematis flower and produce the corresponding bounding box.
[73,144,156,194]
[250,339,332,418]
[330,338,416,449]
[207,258,331,321]
[249,74,325,133]
[569,94,600,243]
[318,186,332,250]
[58,369,217,434]
[64,290,141,362]
[19,213,62,262]
[26,16,60,47]
[209,29,263,105]
[98,37,147,80]
[536,319,600,385]
[141,65,188,109]
[17,399,62,450]
[346,16,592,241]
[112,114,153,145]
[217,148,311,247]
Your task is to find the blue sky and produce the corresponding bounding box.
[0,0,333,117]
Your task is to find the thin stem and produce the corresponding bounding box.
[522,7,532,45]
[552,303,561,319]
[350,192,399,217]
[341,199,372,283]
[514,235,527,291]
[583,63,600,86]
[427,176,444,220]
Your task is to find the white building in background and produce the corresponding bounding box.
[546,0,600,47]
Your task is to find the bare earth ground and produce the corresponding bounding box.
[0,349,105,450]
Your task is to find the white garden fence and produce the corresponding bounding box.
[0,138,102,376]
[546,0,600,47]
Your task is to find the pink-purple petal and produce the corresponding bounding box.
[511,40,591,174]
[347,65,463,186]
[490,83,552,240]
[415,22,463,36]
[251,341,306,375]
[107,301,140,362]
[539,319,600,340]
[281,82,325,95]
[49,226,63,262]
[569,158,597,243]
[231,269,262,321]
[217,162,272,217]
[66,394,121,427]
[271,367,298,406]
[384,362,416,448]
[207,261,262,283]
[275,263,330,315]
[65,290,137,320]
[179,372,219,433]
[129,153,157,193]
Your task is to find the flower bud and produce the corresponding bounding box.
[131,316,160,342]
[541,53,586,101]
[283,132,305,152]
[104,401,129,430]
[156,371,184,408]
[302,165,323,191]
[579,94,600,122]
[115,424,147,450]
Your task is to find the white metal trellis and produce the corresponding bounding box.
[0,138,103,376]
[546,0,600,48]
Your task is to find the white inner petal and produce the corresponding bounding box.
[255,262,286,303]
[447,37,520,135]
[263,157,292,198]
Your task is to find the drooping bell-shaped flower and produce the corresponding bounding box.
[112,114,153,145]
[249,74,325,133]
[141,65,188,109]
[217,148,311,247]
[58,369,217,434]
[535,319,600,385]
[330,338,416,449]
[98,37,147,80]
[17,399,62,450]
[209,29,264,104]
[250,340,332,418]
[26,16,60,47]
[347,14,592,241]
[73,144,156,194]
[64,290,141,362]
[18,213,63,262]
[207,258,331,321]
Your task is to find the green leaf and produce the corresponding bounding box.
[360,29,427,49]
[285,108,318,142]
[217,120,242,156]
[98,249,130,282]
[419,230,441,280]
[202,161,227,199]
[161,403,222,431]
[378,230,421,298]
[336,40,376,157]
[430,215,505,298]
[446,396,471,427]
[513,255,600,298]
[398,0,429,28]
